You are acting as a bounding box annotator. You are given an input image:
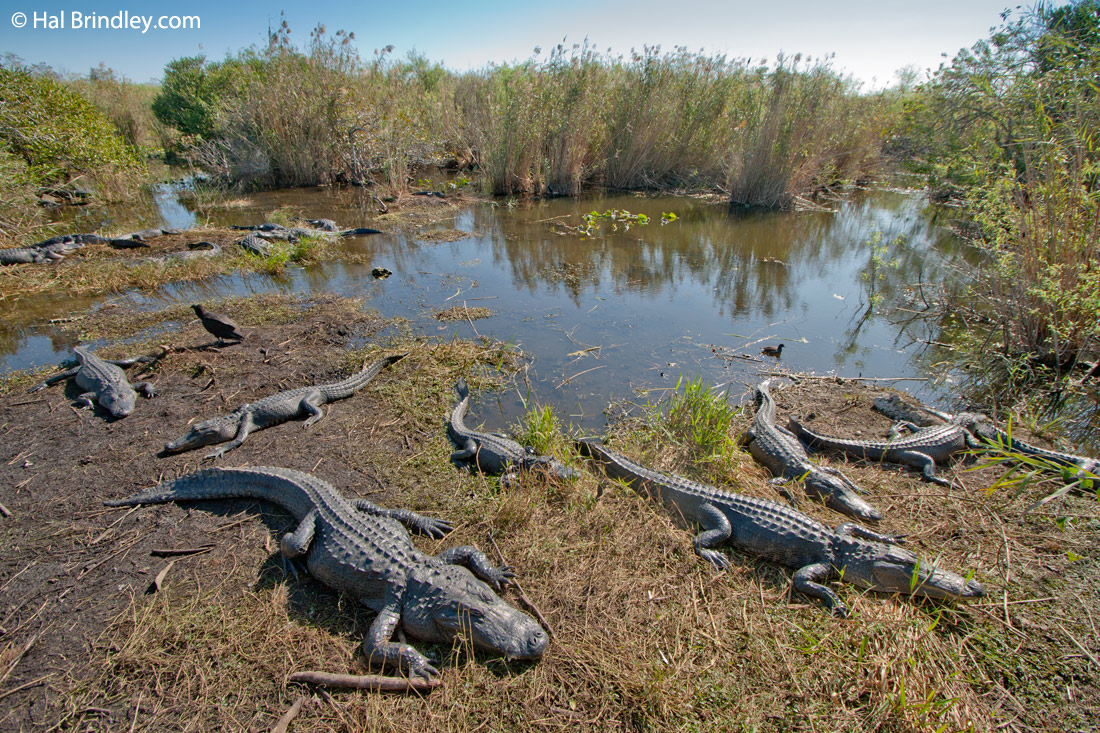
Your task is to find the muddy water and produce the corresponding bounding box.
[3,187,971,430]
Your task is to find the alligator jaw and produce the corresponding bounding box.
[805,472,882,522]
[163,419,236,453]
[403,567,549,661]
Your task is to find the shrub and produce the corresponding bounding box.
[0,64,145,200]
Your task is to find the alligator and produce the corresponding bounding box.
[448,379,578,483]
[192,304,243,345]
[340,227,384,237]
[0,233,104,265]
[874,395,1100,477]
[105,466,548,678]
[237,232,275,256]
[786,416,975,486]
[156,241,222,262]
[576,439,985,616]
[28,346,158,417]
[742,379,883,521]
[165,353,408,458]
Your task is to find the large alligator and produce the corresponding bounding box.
[165,353,408,458]
[29,346,158,418]
[742,379,883,521]
[105,466,548,678]
[576,439,985,616]
[0,233,105,265]
[874,395,1100,476]
[786,416,976,486]
[448,379,578,483]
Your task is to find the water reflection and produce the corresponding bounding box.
[3,186,969,430]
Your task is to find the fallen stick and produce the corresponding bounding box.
[271,695,305,733]
[486,532,554,638]
[0,502,10,518]
[150,545,215,557]
[287,671,440,693]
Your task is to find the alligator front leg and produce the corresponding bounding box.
[206,407,255,459]
[792,562,848,617]
[74,392,97,410]
[362,591,438,679]
[354,499,452,538]
[693,502,733,571]
[437,546,514,589]
[133,382,156,399]
[835,523,905,545]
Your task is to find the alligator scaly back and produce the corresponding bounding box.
[744,379,883,521]
[578,439,985,616]
[448,379,578,482]
[106,466,548,678]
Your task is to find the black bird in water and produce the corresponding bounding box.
[192,304,244,346]
[761,343,785,358]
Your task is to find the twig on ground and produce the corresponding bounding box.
[0,633,38,687]
[146,560,176,594]
[271,696,305,733]
[486,532,554,638]
[0,501,10,518]
[287,671,440,692]
[150,545,215,557]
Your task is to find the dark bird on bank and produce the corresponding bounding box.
[761,344,785,358]
[192,304,244,345]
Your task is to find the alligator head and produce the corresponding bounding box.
[838,541,985,600]
[98,386,138,418]
[163,415,239,453]
[804,470,882,522]
[401,564,548,661]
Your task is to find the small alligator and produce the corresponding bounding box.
[0,234,104,265]
[29,346,158,417]
[742,379,883,521]
[448,379,578,483]
[576,439,985,616]
[165,353,408,458]
[105,466,548,678]
[874,395,1100,476]
[786,416,976,486]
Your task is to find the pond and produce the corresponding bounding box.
[2,185,973,431]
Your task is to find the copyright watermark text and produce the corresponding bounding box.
[11,10,200,33]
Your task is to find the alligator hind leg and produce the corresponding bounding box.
[693,503,733,570]
[450,438,478,462]
[354,499,453,538]
[279,508,318,558]
[892,450,949,485]
[437,545,514,589]
[792,562,848,617]
[299,392,325,426]
[835,522,905,545]
[362,592,438,679]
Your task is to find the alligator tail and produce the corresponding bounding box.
[324,352,408,397]
[105,466,317,519]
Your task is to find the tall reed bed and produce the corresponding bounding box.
[159,28,887,206]
[459,46,886,203]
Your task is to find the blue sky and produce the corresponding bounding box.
[0,0,1021,86]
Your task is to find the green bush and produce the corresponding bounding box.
[0,65,145,200]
